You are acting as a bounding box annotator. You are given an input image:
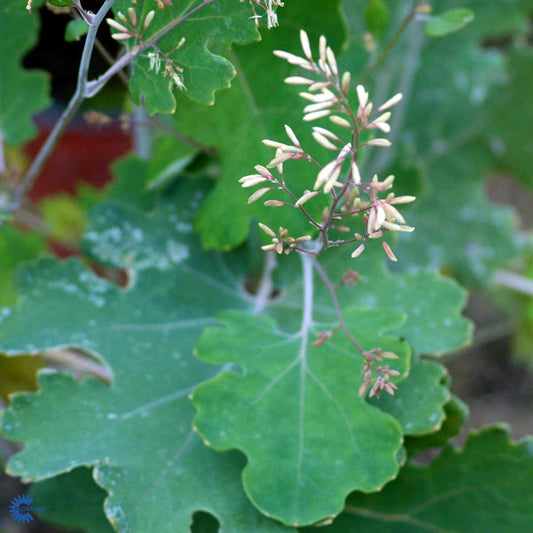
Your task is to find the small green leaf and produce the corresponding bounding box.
[64,19,89,42]
[364,0,389,40]
[424,8,474,38]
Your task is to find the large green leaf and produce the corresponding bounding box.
[193,305,410,525]
[172,0,345,249]
[0,165,291,532]
[0,0,50,145]
[114,0,260,114]
[305,426,533,532]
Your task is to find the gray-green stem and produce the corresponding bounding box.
[12,0,115,210]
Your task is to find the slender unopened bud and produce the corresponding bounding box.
[351,243,365,258]
[300,29,312,59]
[107,18,130,32]
[382,203,405,223]
[314,160,339,190]
[247,187,271,204]
[319,35,327,64]
[329,115,352,128]
[112,33,133,40]
[295,190,319,207]
[267,152,295,168]
[326,47,338,76]
[313,131,338,150]
[304,101,334,113]
[356,84,369,109]
[341,72,351,95]
[378,92,403,112]
[284,124,300,147]
[144,10,155,29]
[304,109,332,122]
[240,175,268,187]
[382,221,415,232]
[273,50,312,70]
[351,159,361,184]
[324,165,342,193]
[382,241,398,262]
[285,76,314,85]
[264,200,285,207]
[365,138,391,147]
[369,121,391,133]
[128,7,137,26]
[391,195,416,204]
[313,126,340,141]
[259,223,276,238]
[374,112,391,123]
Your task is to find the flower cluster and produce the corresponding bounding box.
[107,8,155,42]
[240,30,416,263]
[256,223,311,255]
[358,349,401,398]
[107,6,187,92]
[242,0,285,29]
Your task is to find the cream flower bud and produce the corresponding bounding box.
[351,243,365,258]
[285,76,314,85]
[382,241,398,262]
[341,72,351,95]
[365,138,392,147]
[295,190,319,207]
[377,92,403,112]
[107,19,130,32]
[247,187,271,204]
[356,84,369,109]
[144,10,155,29]
[300,29,312,59]
[329,115,352,128]
[111,33,134,41]
[304,109,332,122]
[312,131,338,150]
[258,223,276,238]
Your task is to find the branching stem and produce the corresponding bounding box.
[312,257,365,355]
[13,0,115,210]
